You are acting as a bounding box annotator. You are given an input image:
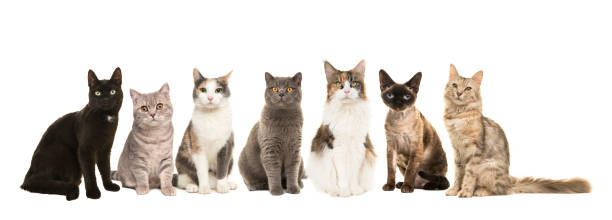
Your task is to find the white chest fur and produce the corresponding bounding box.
[323,100,370,152]
[191,104,233,166]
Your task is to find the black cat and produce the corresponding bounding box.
[21,68,124,200]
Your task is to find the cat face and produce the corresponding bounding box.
[444,64,483,105]
[192,69,231,109]
[324,60,367,103]
[379,70,421,111]
[130,83,173,127]
[88,68,123,111]
[264,72,302,108]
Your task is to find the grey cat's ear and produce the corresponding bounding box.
[379,69,395,91]
[324,60,337,82]
[193,68,205,83]
[88,69,99,87]
[219,71,232,82]
[159,82,170,99]
[292,72,302,85]
[449,64,459,79]
[130,89,141,104]
[265,72,274,84]
[472,70,483,85]
[111,67,122,85]
[405,72,422,93]
[351,59,366,76]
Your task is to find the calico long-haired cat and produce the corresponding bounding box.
[444,64,591,197]
[308,60,376,197]
[238,72,305,196]
[21,68,123,200]
[379,70,449,193]
[174,69,237,194]
[112,83,176,196]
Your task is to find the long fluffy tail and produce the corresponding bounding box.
[111,171,120,181]
[510,176,591,194]
[418,171,450,190]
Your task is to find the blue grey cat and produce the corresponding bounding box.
[111,83,176,196]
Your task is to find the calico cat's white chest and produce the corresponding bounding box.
[323,100,370,151]
[191,106,233,164]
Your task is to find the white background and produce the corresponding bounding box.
[1,0,610,219]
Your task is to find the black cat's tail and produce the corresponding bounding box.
[418,171,450,190]
[172,174,178,187]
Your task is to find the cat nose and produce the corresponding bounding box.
[344,90,350,94]
[207,96,213,101]
[457,92,463,96]
[279,93,285,97]
[150,113,156,118]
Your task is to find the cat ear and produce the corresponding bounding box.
[111,67,122,85]
[159,82,170,99]
[472,70,483,85]
[292,72,302,86]
[220,71,232,82]
[323,60,337,82]
[351,59,366,76]
[193,68,205,83]
[378,69,395,91]
[265,72,274,84]
[449,64,459,79]
[129,89,141,104]
[405,72,422,93]
[88,69,99,87]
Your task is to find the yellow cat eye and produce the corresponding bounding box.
[94,91,102,96]
[156,104,163,110]
[351,81,358,87]
[287,88,294,93]
[272,87,279,92]
[140,106,149,112]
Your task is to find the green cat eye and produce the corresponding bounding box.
[200,88,206,93]
[215,88,222,93]
[335,82,342,87]
[110,90,116,95]
[351,81,358,87]
[465,87,472,91]
[94,91,102,96]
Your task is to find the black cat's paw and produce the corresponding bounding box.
[395,182,404,189]
[65,185,79,201]
[270,187,284,196]
[382,183,395,191]
[104,182,120,192]
[86,187,101,199]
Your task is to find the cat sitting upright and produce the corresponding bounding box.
[21,68,123,200]
[112,83,176,196]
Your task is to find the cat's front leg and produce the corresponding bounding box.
[215,137,234,193]
[446,163,464,196]
[96,148,120,192]
[261,144,283,196]
[332,150,352,197]
[130,162,150,195]
[284,148,302,194]
[159,157,176,196]
[78,147,101,199]
[457,163,477,198]
[400,150,423,193]
[383,142,397,191]
[192,153,212,194]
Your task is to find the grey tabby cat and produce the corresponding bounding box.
[111,83,175,196]
[444,64,591,198]
[238,72,305,196]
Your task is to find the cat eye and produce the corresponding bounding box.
[351,81,359,87]
[200,88,207,93]
[215,88,223,93]
[385,93,394,99]
[110,90,116,95]
[94,91,102,96]
[465,87,472,91]
[287,88,294,93]
[403,95,412,100]
[156,103,163,110]
[272,87,279,92]
[140,106,149,112]
[452,83,458,88]
[335,82,342,88]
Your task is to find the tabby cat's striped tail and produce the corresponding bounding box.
[510,176,591,194]
[111,170,120,181]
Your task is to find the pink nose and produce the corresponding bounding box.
[208,96,213,101]
[344,90,350,94]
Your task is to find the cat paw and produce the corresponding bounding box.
[185,184,199,193]
[270,187,284,196]
[216,182,230,194]
[86,187,101,199]
[229,181,238,190]
[457,189,474,198]
[382,183,396,191]
[287,185,301,194]
[474,188,491,197]
[395,182,404,189]
[198,186,212,194]
[446,187,459,196]
[400,184,414,193]
[161,186,176,196]
[104,182,120,192]
[65,185,79,201]
[338,188,352,197]
[135,186,150,195]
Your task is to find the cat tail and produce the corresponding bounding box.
[510,176,591,194]
[111,170,120,181]
[358,148,377,191]
[171,174,178,187]
[418,171,450,190]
